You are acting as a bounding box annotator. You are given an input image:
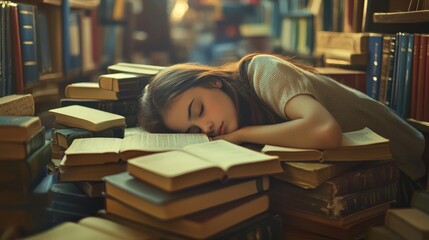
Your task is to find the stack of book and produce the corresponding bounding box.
[0,95,53,233]
[367,190,429,240]
[60,63,164,128]
[315,31,375,67]
[262,127,397,239]
[100,139,285,239]
[48,105,126,182]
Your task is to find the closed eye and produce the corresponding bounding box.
[199,104,204,117]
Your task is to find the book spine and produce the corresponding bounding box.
[416,35,427,120]
[366,35,383,100]
[385,36,396,108]
[0,141,51,187]
[24,127,46,158]
[3,3,12,96]
[409,34,420,119]
[320,162,400,196]
[422,35,429,121]
[400,33,414,119]
[378,35,394,105]
[17,3,39,85]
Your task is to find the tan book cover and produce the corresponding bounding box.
[65,82,122,100]
[262,128,391,162]
[0,94,35,116]
[49,105,125,132]
[98,73,147,92]
[105,194,269,239]
[385,208,429,240]
[127,140,281,192]
[0,116,41,142]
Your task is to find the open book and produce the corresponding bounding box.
[63,131,211,166]
[127,140,282,192]
[262,128,392,162]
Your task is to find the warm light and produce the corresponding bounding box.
[171,0,189,22]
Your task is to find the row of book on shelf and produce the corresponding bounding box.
[0,0,130,97]
[1,62,428,239]
[316,30,429,123]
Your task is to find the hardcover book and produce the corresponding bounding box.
[0,126,45,160]
[65,82,139,100]
[59,160,126,182]
[385,208,429,240]
[107,62,165,75]
[52,127,124,149]
[105,194,269,239]
[0,94,35,116]
[104,172,269,220]
[127,140,281,192]
[273,161,358,189]
[0,116,41,142]
[262,127,391,162]
[98,73,149,92]
[48,105,126,132]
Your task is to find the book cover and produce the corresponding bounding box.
[422,35,429,121]
[105,194,269,239]
[17,3,39,85]
[98,73,149,92]
[104,172,269,220]
[366,34,383,100]
[9,3,24,94]
[0,126,45,160]
[379,35,395,106]
[385,208,429,240]
[270,180,397,220]
[65,82,139,100]
[393,33,410,117]
[52,127,124,149]
[0,116,41,142]
[48,105,125,132]
[410,34,421,119]
[415,35,427,120]
[107,62,165,75]
[273,161,358,189]
[127,140,281,192]
[400,33,414,118]
[0,94,35,116]
[316,31,370,53]
[262,127,391,162]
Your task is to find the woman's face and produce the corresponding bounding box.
[162,84,238,137]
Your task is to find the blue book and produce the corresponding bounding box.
[17,3,39,85]
[61,0,81,74]
[400,34,414,118]
[388,33,402,110]
[366,34,383,100]
[393,33,409,116]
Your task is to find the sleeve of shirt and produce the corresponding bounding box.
[247,54,315,118]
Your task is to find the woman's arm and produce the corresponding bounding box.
[215,94,343,149]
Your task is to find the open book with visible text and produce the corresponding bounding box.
[262,128,392,162]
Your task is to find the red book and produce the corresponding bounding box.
[9,3,24,94]
[423,35,429,121]
[416,35,427,121]
[410,34,420,119]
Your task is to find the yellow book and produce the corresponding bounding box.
[127,140,281,192]
[0,94,35,116]
[262,128,391,162]
[385,208,429,240]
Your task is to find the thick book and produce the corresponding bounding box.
[52,127,124,149]
[410,34,421,119]
[105,194,269,239]
[59,160,126,182]
[411,190,429,215]
[59,98,139,117]
[0,116,41,142]
[366,34,383,100]
[9,3,24,94]
[0,140,51,199]
[273,161,358,189]
[23,217,154,240]
[65,82,139,100]
[316,31,371,53]
[270,180,398,220]
[0,126,45,160]
[104,172,269,220]
[385,208,429,240]
[107,62,165,75]
[17,3,39,85]
[48,105,126,132]
[98,73,150,92]
[262,127,391,162]
[301,161,399,197]
[127,140,281,192]
[0,94,35,116]
[62,132,210,166]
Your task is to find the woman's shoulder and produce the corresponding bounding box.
[248,54,294,72]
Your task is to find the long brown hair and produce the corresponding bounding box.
[139,53,315,133]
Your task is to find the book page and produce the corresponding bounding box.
[341,127,388,148]
[121,132,210,152]
[65,138,122,154]
[183,140,277,170]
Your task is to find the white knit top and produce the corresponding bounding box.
[247,54,425,180]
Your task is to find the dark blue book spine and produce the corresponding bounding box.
[61,0,71,73]
[400,34,414,119]
[17,3,39,85]
[385,36,396,107]
[393,33,409,116]
[366,35,383,100]
[24,126,46,158]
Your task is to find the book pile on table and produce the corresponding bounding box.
[60,63,164,128]
[0,95,53,234]
[262,127,398,240]
[100,139,284,239]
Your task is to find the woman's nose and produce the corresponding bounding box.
[199,121,214,134]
